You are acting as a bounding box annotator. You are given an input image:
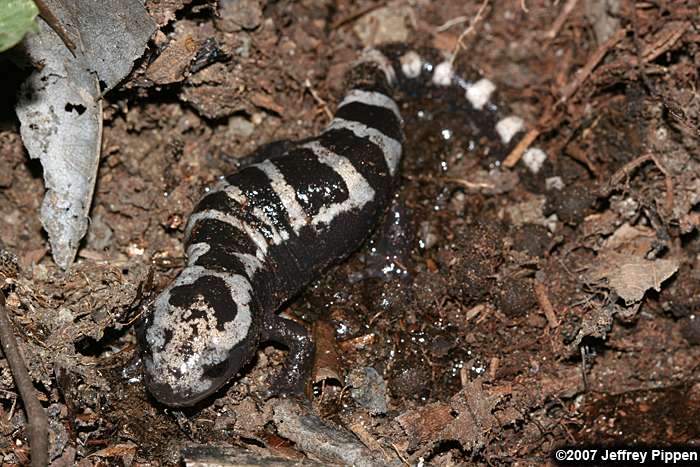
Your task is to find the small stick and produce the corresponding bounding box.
[558,28,627,105]
[502,126,541,169]
[488,356,500,380]
[404,173,495,191]
[304,79,333,121]
[580,346,589,391]
[534,281,559,328]
[0,293,48,467]
[544,0,580,40]
[331,1,388,29]
[390,442,410,467]
[436,16,468,32]
[450,0,490,67]
[505,27,626,169]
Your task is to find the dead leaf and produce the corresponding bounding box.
[441,380,501,453]
[88,443,136,461]
[16,0,155,269]
[504,195,546,227]
[397,402,454,450]
[397,380,503,455]
[145,31,201,85]
[589,252,679,305]
[603,222,655,255]
[147,0,193,27]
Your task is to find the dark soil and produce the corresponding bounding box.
[0,0,699,465]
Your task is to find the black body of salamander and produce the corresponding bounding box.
[138,48,404,406]
[137,46,524,406]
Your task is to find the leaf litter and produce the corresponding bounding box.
[0,0,698,465]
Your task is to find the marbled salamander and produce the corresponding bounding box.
[138,47,526,406]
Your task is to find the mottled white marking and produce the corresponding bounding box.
[522,147,547,174]
[358,48,396,84]
[302,141,375,226]
[144,265,253,396]
[545,176,564,190]
[400,51,423,78]
[326,118,402,176]
[432,60,454,86]
[495,115,525,144]
[208,180,247,204]
[256,160,308,233]
[186,242,211,265]
[209,180,290,244]
[185,209,269,260]
[339,89,402,122]
[234,252,264,277]
[186,240,263,277]
[253,204,291,242]
[466,78,496,110]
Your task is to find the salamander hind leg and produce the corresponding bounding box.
[261,312,315,397]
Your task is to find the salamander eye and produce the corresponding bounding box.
[202,359,228,380]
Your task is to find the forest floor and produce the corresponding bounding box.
[0,0,699,465]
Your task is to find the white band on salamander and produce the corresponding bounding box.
[357,48,396,85]
[255,160,309,234]
[338,89,402,122]
[185,209,269,260]
[327,118,402,176]
[302,141,376,226]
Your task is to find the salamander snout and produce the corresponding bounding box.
[137,270,258,406]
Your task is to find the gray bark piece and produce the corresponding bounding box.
[272,399,395,467]
[15,0,155,270]
[182,446,324,466]
[68,0,156,90]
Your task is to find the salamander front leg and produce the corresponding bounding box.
[261,313,315,396]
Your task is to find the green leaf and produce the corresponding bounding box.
[0,0,39,53]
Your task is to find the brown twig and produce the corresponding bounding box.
[534,281,560,328]
[450,0,490,67]
[558,28,627,105]
[303,79,333,121]
[34,0,77,57]
[331,1,388,29]
[435,16,468,32]
[404,173,495,191]
[629,0,653,93]
[580,346,589,391]
[544,0,580,40]
[564,143,600,177]
[503,126,541,169]
[505,27,627,169]
[0,294,48,467]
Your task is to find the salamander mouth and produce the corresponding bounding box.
[139,324,255,407]
[142,366,221,407]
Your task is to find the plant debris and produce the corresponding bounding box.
[14,0,155,269]
[0,0,698,464]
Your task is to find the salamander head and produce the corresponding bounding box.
[137,268,258,406]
